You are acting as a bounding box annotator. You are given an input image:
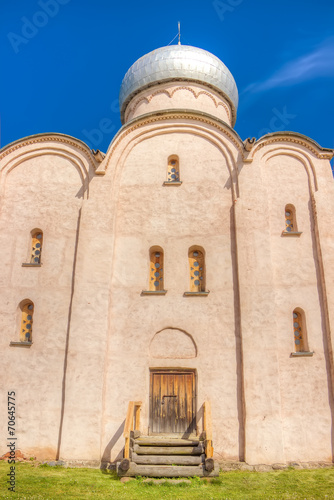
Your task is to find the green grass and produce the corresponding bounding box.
[0,462,334,499]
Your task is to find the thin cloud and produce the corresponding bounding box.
[242,37,334,96]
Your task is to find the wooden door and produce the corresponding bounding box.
[150,371,196,435]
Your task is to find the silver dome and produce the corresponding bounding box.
[119,45,238,124]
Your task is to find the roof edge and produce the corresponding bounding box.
[105,108,243,157]
[0,132,98,159]
[255,131,334,157]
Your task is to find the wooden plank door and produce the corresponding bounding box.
[150,371,196,434]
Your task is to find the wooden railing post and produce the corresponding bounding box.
[134,402,141,431]
[123,402,134,459]
[203,401,213,458]
[123,401,142,459]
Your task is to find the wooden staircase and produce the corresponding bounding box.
[116,401,219,478]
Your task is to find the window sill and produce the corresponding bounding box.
[184,291,210,296]
[10,341,32,347]
[141,290,167,296]
[163,181,182,186]
[290,351,314,357]
[22,263,42,267]
[281,231,302,237]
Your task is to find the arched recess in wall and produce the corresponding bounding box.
[150,327,197,359]
[263,151,316,241]
[0,151,87,229]
[0,136,96,202]
[104,123,242,200]
[248,134,328,192]
[263,149,317,194]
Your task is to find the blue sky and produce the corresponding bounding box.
[1,0,334,155]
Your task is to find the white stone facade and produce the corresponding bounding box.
[1,45,334,466]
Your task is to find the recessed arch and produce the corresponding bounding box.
[150,327,197,359]
[262,148,318,193]
[105,124,241,202]
[250,132,332,170]
[0,136,97,200]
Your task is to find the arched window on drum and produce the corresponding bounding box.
[164,155,181,185]
[188,248,205,292]
[149,247,164,291]
[20,300,34,343]
[30,230,43,264]
[292,308,308,352]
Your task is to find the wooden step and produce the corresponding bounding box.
[117,461,220,477]
[134,437,200,447]
[132,453,205,465]
[133,444,204,455]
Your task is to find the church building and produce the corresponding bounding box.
[1,43,334,474]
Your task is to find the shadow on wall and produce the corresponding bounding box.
[177,405,204,439]
[74,158,96,200]
[100,420,125,470]
[230,205,245,461]
[308,197,334,462]
[196,403,204,435]
[56,208,82,461]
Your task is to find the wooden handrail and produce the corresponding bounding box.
[123,401,142,459]
[203,401,213,458]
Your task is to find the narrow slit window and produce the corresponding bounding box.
[30,231,43,264]
[285,205,297,233]
[167,156,180,182]
[189,248,205,292]
[293,309,307,352]
[20,301,34,343]
[149,248,164,291]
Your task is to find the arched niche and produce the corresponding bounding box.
[150,328,197,359]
